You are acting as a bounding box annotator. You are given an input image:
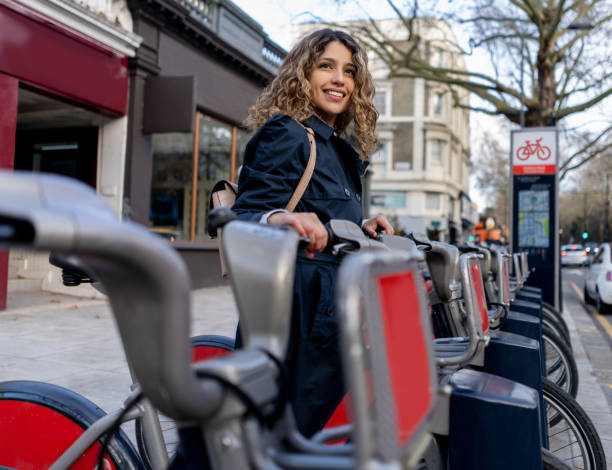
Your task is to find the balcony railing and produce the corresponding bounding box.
[176,0,215,26]
[170,0,286,74]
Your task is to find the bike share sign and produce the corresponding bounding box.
[512,128,556,175]
[510,127,560,309]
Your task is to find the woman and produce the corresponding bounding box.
[232,28,393,437]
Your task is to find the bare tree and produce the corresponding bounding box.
[472,128,511,223]
[325,0,612,178]
[560,149,612,241]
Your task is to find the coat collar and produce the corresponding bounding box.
[302,115,370,177]
[302,115,334,141]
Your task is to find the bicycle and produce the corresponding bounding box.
[0,171,580,470]
[400,234,605,469]
[516,137,552,161]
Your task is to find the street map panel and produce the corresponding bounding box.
[518,190,550,248]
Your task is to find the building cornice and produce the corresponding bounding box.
[127,0,282,84]
[11,0,142,56]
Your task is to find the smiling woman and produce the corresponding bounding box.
[308,41,356,126]
[231,28,393,437]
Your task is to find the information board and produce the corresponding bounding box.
[510,127,560,309]
[518,190,550,248]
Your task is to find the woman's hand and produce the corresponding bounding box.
[362,214,395,238]
[267,212,328,258]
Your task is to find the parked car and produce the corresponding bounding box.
[561,244,588,266]
[585,242,599,260]
[584,243,612,314]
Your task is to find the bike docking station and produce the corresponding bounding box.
[510,127,560,309]
[395,236,544,469]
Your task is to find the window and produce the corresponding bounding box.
[431,47,443,67]
[433,92,444,116]
[149,111,249,242]
[149,133,195,241]
[371,191,406,209]
[425,192,440,210]
[371,139,389,166]
[430,139,444,164]
[374,89,388,116]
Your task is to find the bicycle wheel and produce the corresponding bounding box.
[537,145,552,161]
[414,437,444,470]
[542,303,571,339]
[516,145,530,160]
[135,334,234,469]
[542,448,573,469]
[543,325,579,399]
[542,379,606,470]
[542,308,572,350]
[0,380,143,470]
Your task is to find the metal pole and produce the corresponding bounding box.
[605,173,611,240]
[520,34,525,127]
[584,192,587,237]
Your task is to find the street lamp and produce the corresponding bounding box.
[605,173,611,240]
[585,172,610,241]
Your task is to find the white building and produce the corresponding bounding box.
[295,19,477,242]
[365,18,474,242]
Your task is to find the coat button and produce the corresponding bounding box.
[356,193,361,201]
[344,188,351,197]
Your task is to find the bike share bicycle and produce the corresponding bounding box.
[0,256,239,468]
[0,171,590,469]
[0,171,441,469]
[46,252,236,469]
[409,236,605,470]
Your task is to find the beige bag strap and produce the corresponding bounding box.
[285,125,316,212]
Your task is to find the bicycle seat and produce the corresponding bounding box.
[425,242,462,303]
[222,220,300,359]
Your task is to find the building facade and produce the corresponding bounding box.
[367,19,476,242]
[124,0,285,286]
[0,0,141,308]
[293,19,478,243]
[1,0,284,307]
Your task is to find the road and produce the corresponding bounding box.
[562,266,612,349]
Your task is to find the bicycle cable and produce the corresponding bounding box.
[96,389,144,470]
[195,349,289,429]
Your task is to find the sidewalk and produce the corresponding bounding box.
[561,279,612,465]
[0,282,610,464]
[0,286,239,447]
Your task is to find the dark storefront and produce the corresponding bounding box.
[125,0,285,287]
[0,0,140,308]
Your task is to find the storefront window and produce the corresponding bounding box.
[150,132,194,241]
[235,128,250,175]
[195,115,232,241]
[150,110,251,243]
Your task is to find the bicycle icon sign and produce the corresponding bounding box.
[516,137,551,161]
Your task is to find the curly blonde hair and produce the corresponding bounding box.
[245,28,378,159]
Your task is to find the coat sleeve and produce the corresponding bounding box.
[232,116,310,222]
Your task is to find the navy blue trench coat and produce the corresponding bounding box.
[232,114,368,437]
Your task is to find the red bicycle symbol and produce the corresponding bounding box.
[516,137,551,161]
